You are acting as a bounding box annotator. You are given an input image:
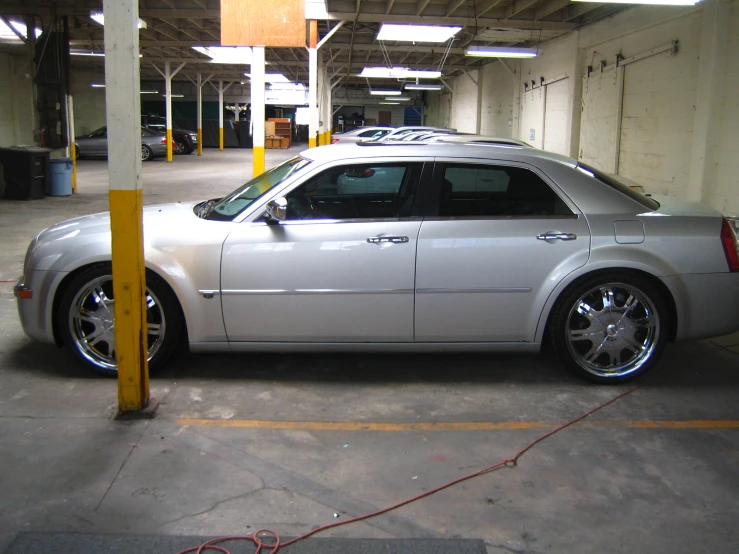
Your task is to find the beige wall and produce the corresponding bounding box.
[70,69,108,136]
[480,63,514,138]
[0,52,34,146]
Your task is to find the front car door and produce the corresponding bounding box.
[414,158,591,342]
[220,158,431,342]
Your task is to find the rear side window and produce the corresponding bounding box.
[577,163,659,210]
[438,163,573,217]
[358,129,388,138]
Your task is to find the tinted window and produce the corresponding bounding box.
[358,129,389,138]
[577,163,659,210]
[438,164,572,217]
[284,162,422,221]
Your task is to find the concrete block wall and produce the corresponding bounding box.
[715,0,739,215]
[451,69,479,133]
[0,52,34,146]
[71,69,108,136]
[480,63,514,137]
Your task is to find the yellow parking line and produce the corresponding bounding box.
[175,418,739,431]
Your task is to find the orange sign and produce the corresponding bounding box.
[221,0,306,47]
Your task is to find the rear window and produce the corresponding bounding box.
[577,163,659,211]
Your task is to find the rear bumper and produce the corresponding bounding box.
[149,143,168,157]
[662,272,739,341]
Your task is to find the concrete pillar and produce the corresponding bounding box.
[688,0,730,204]
[308,20,318,148]
[103,0,148,412]
[252,46,266,177]
[211,80,233,150]
[152,61,185,161]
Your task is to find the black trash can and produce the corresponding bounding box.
[0,146,51,200]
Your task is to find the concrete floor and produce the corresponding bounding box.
[1,149,738,554]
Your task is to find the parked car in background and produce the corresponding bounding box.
[74,127,167,161]
[330,127,394,144]
[15,142,739,384]
[142,115,198,154]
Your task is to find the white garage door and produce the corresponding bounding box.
[543,78,569,155]
[579,68,623,173]
[519,87,544,149]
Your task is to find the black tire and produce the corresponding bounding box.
[174,141,186,155]
[142,145,153,161]
[550,271,669,384]
[57,264,183,376]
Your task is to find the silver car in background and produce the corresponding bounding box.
[330,127,394,144]
[74,126,168,161]
[375,126,453,141]
[15,143,739,383]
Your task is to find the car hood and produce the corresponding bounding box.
[28,201,231,272]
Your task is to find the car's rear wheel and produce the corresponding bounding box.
[58,265,182,376]
[550,272,669,383]
[142,145,153,161]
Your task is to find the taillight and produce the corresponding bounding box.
[720,218,739,272]
[160,138,167,144]
[331,138,339,144]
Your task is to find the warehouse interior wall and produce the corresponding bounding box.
[70,70,109,136]
[0,52,34,147]
[444,0,738,214]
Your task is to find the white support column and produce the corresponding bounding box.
[209,80,233,151]
[66,95,77,192]
[687,0,730,205]
[309,20,318,148]
[317,51,324,144]
[193,73,212,156]
[103,0,148,412]
[152,61,186,161]
[252,46,266,177]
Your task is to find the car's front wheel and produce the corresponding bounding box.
[57,265,183,376]
[174,141,186,155]
[550,272,669,383]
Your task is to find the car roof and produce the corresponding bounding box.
[301,142,577,168]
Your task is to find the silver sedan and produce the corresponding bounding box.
[14,143,739,383]
[74,126,168,161]
[330,127,394,144]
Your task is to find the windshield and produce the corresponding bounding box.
[204,156,312,221]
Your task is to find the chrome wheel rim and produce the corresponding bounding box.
[142,146,150,160]
[565,283,659,378]
[68,276,166,371]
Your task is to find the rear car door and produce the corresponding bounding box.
[414,158,591,342]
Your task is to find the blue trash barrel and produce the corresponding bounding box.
[48,158,73,196]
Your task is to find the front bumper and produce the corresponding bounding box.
[15,270,60,345]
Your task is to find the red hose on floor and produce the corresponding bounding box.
[177,377,650,554]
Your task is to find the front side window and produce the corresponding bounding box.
[283,162,423,221]
[205,156,312,220]
[438,163,572,217]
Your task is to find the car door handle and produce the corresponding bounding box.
[537,232,577,241]
[367,235,409,244]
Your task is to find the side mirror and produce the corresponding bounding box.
[264,197,288,223]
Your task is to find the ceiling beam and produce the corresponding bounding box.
[385,0,397,14]
[325,12,578,30]
[505,0,540,19]
[561,3,603,20]
[534,0,572,20]
[446,0,468,17]
[475,0,506,17]
[416,0,432,16]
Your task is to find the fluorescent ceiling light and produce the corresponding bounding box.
[370,90,401,95]
[573,0,696,3]
[405,84,443,90]
[360,67,442,79]
[244,72,290,83]
[140,90,158,94]
[193,46,252,64]
[379,102,400,105]
[167,94,185,98]
[70,51,105,57]
[465,46,537,58]
[377,24,461,43]
[386,96,410,101]
[90,83,105,88]
[91,12,147,29]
